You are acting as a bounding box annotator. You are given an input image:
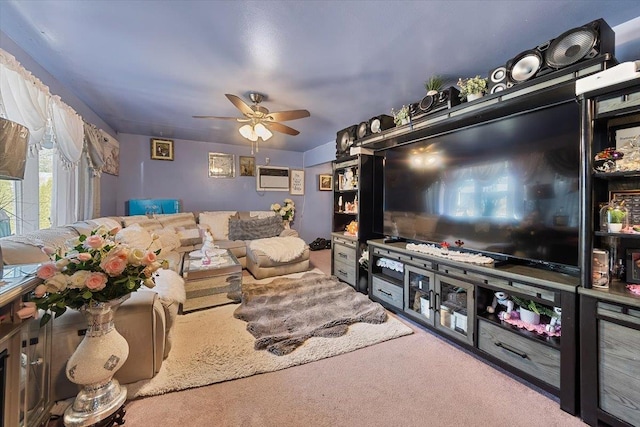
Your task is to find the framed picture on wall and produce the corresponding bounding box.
[239,156,256,176]
[290,169,305,195]
[150,138,174,161]
[208,153,235,178]
[319,174,332,191]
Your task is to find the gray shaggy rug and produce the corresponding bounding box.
[234,274,388,355]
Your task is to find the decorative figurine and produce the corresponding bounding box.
[545,307,562,332]
[487,291,514,319]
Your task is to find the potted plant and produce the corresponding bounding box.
[390,105,410,126]
[511,296,557,325]
[606,201,628,233]
[424,75,444,96]
[457,75,488,102]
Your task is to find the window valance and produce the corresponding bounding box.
[0,48,116,170]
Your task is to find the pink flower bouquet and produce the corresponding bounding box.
[31,226,165,326]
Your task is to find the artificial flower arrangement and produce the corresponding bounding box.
[456,75,488,100]
[271,198,295,222]
[30,226,164,326]
[390,105,411,126]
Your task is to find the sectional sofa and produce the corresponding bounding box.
[0,210,310,400]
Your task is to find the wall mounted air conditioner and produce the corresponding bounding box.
[256,166,290,191]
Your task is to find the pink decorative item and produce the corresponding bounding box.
[627,284,640,295]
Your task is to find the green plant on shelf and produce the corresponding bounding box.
[511,295,557,318]
[608,206,626,223]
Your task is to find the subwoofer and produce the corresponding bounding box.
[412,86,461,119]
[487,18,614,95]
[368,114,394,134]
[336,125,357,159]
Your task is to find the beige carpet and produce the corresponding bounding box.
[126,271,413,398]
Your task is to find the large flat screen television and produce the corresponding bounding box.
[382,101,580,273]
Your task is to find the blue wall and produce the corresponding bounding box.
[115,133,334,243]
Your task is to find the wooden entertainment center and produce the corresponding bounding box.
[331,55,640,425]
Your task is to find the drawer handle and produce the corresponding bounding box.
[494,341,529,359]
[429,290,434,310]
[338,269,347,275]
[338,253,348,258]
[377,288,393,297]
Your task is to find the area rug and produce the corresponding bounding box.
[235,274,387,355]
[127,275,412,398]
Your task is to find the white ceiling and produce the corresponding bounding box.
[1,1,639,152]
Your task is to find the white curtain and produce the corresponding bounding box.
[0,49,49,153]
[0,48,112,228]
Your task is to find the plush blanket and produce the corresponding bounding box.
[234,274,387,355]
[249,235,306,262]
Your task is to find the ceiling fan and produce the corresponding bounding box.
[193,93,310,152]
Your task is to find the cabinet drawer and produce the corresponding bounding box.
[371,276,403,309]
[333,243,356,265]
[599,320,640,427]
[478,320,560,388]
[333,259,356,287]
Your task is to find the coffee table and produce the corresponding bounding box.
[181,249,242,313]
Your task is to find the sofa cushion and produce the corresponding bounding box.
[198,211,238,240]
[0,226,80,265]
[156,212,197,230]
[249,211,276,219]
[87,216,123,232]
[228,215,284,241]
[213,239,246,259]
[122,215,163,231]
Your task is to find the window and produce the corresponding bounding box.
[0,148,53,236]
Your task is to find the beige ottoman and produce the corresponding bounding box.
[246,245,310,280]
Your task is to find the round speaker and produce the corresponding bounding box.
[370,118,382,133]
[490,66,507,83]
[509,51,542,82]
[419,94,436,112]
[545,25,597,69]
[356,122,368,139]
[337,130,352,152]
[490,83,507,94]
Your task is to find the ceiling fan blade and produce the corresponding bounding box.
[225,94,255,116]
[266,109,310,122]
[267,122,300,136]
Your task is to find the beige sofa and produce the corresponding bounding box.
[0,210,310,400]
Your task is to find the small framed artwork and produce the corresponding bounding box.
[150,138,174,161]
[319,174,332,191]
[627,248,640,284]
[239,156,256,177]
[290,169,305,195]
[593,249,609,288]
[208,153,235,178]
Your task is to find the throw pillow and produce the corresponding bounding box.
[199,211,238,240]
[228,215,284,241]
[174,227,202,247]
[153,228,181,254]
[115,224,159,252]
[156,212,197,230]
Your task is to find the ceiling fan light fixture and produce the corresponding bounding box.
[239,124,258,141]
[254,123,273,141]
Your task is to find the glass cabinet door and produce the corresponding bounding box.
[19,316,51,427]
[404,266,436,327]
[435,274,475,345]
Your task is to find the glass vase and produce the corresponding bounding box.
[605,201,629,233]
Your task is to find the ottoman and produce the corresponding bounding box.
[246,240,311,280]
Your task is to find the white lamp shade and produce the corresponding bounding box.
[254,123,273,141]
[239,124,259,142]
[0,118,29,180]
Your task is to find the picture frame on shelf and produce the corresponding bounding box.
[609,190,640,225]
[150,138,174,161]
[290,169,305,195]
[593,249,610,288]
[239,156,255,177]
[319,174,332,191]
[208,153,235,178]
[626,248,640,284]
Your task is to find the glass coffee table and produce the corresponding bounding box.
[181,249,242,313]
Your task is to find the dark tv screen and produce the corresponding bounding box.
[383,101,580,270]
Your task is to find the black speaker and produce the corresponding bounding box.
[412,86,461,120]
[356,121,370,140]
[336,125,357,159]
[487,18,615,95]
[368,114,394,134]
